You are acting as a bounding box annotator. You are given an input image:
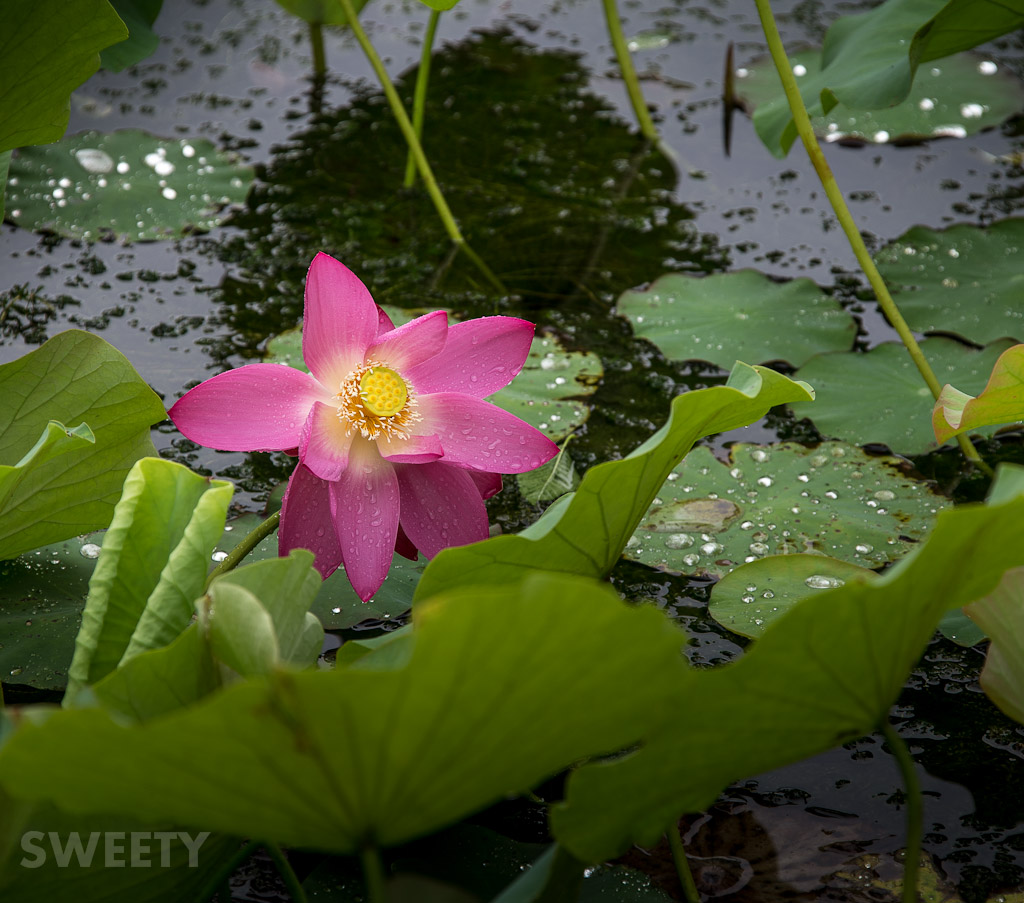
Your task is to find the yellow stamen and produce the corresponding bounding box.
[336,360,419,441]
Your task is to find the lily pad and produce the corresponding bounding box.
[218,513,422,629]
[517,445,580,504]
[264,318,602,443]
[791,338,1016,454]
[740,50,1024,147]
[617,270,854,369]
[625,442,948,579]
[709,553,878,639]
[0,534,103,691]
[6,130,254,242]
[875,219,1024,346]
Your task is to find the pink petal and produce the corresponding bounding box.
[329,438,400,601]
[302,253,378,390]
[169,364,326,452]
[377,305,395,335]
[469,470,503,500]
[395,525,418,561]
[279,464,343,579]
[300,401,354,481]
[406,317,534,397]
[396,462,490,559]
[418,393,559,473]
[367,310,448,372]
[379,433,443,464]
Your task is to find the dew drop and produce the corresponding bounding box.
[211,550,228,562]
[805,574,844,589]
[80,542,102,559]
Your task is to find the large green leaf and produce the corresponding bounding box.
[739,49,1022,147]
[626,442,947,578]
[933,342,1024,443]
[64,458,233,704]
[0,330,166,560]
[100,0,164,72]
[415,364,815,601]
[7,130,254,242]
[965,566,1024,725]
[0,534,102,691]
[616,271,854,369]
[0,0,127,154]
[551,473,1024,862]
[875,219,1024,346]
[790,338,1015,454]
[0,573,691,853]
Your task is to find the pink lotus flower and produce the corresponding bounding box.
[170,252,558,600]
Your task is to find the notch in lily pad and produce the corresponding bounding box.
[6,130,254,242]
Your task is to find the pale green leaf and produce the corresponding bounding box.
[0,330,166,560]
[933,343,1024,443]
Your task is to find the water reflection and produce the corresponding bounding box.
[201,28,726,365]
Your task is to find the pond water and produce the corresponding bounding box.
[2,0,1024,899]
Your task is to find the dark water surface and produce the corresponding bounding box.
[3,0,1024,899]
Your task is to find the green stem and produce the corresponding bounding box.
[602,0,658,143]
[404,9,441,188]
[752,0,993,479]
[667,821,700,903]
[336,0,506,295]
[197,840,261,902]
[360,845,387,903]
[881,721,923,903]
[204,510,281,591]
[310,22,326,80]
[265,842,309,903]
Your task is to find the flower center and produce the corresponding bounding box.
[359,366,407,417]
[336,360,419,442]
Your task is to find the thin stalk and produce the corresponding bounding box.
[310,22,326,80]
[265,842,309,903]
[336,0,506,295]
[881,721,923,903]
[360,845,387,903]
[404,9,441,188]
[667,821,701,903]
[196,840,261,902]
[204,510,281,591]
[752,0,992,479]
[602,0,658,143]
